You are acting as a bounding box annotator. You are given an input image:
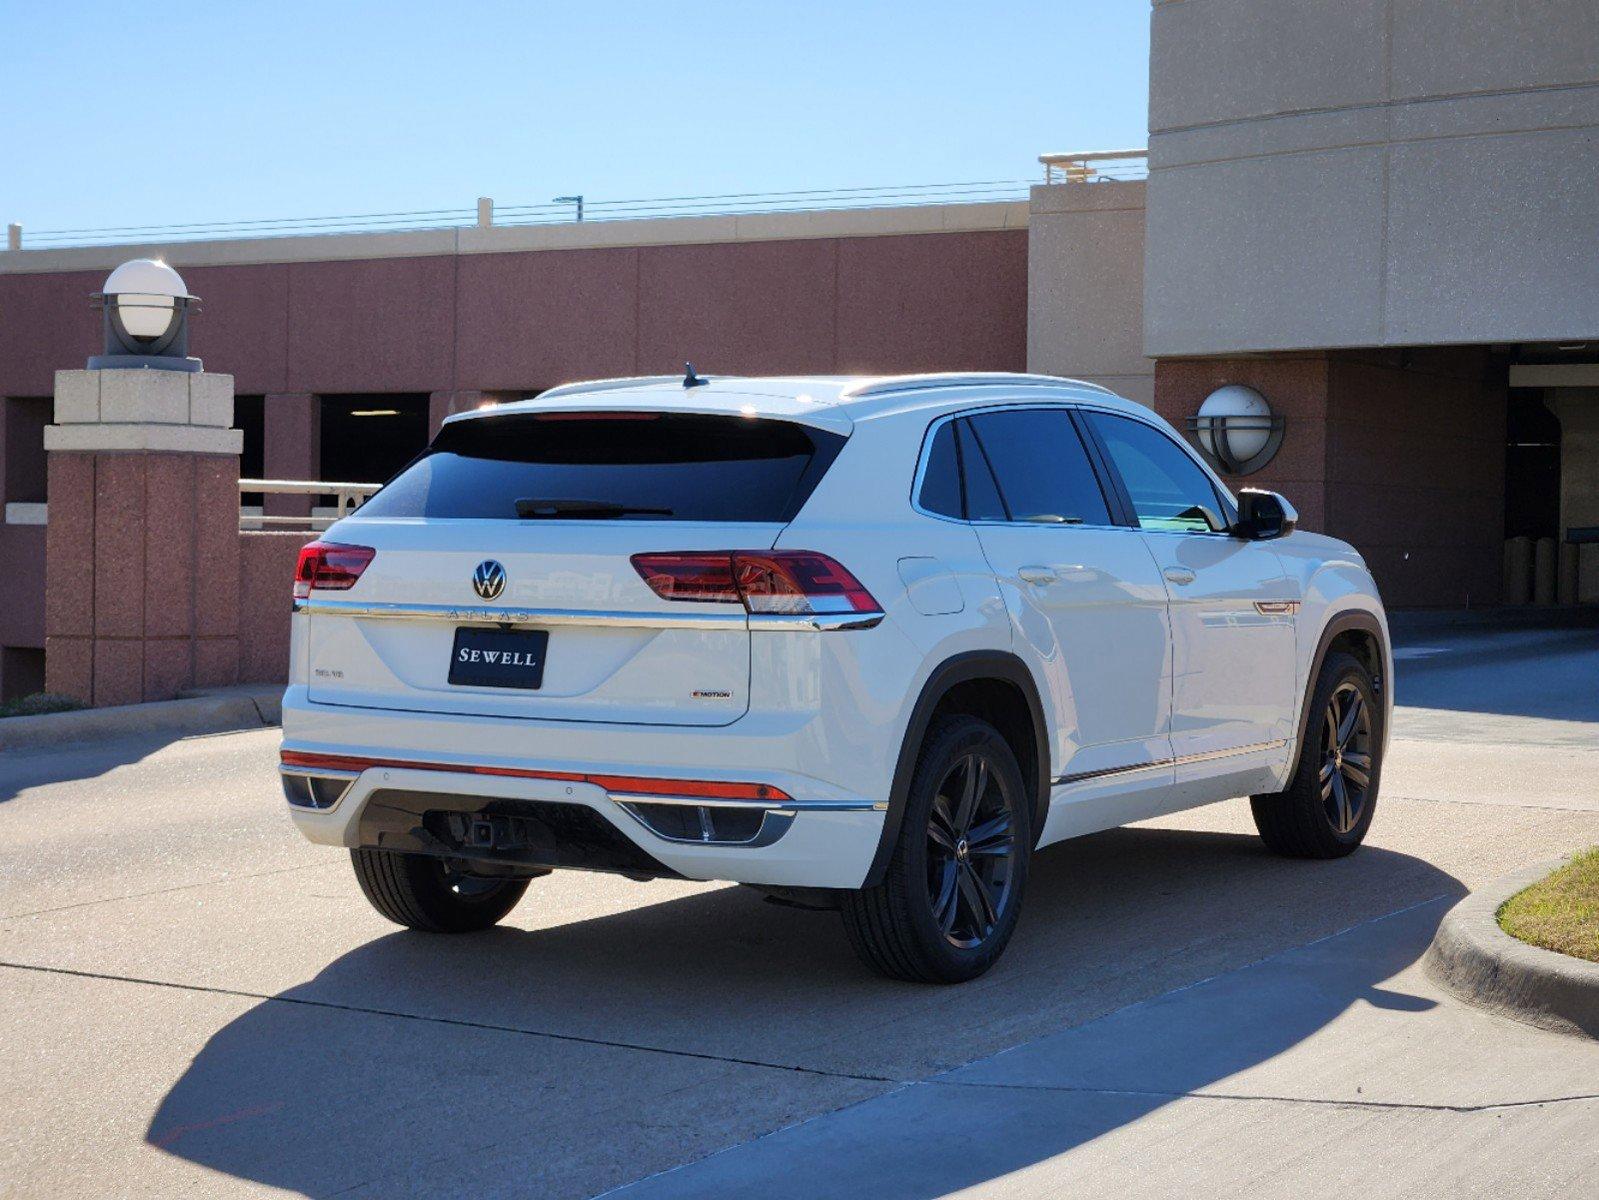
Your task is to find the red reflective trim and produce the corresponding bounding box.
[278,750,791,802]
[588,774,789,801]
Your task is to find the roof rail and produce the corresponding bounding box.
[840,373,1116,401]
[532,375,684,401]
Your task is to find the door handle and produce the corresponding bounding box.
[1018,566,1057,586]
[1163,567,1196,586]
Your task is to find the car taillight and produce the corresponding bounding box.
[631,551,879,615]
[293,541,376,600]
[629,552,741,603]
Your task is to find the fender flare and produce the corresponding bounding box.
[1290,609,1390,777]
[862,650,1050,888]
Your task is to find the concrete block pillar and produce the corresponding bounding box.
[263,392,319,519]
[44,369,243,707]
[1545,392,1599,604]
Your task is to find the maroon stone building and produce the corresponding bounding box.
[0,206,1032,700]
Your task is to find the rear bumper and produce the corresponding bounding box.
[279,687,886,888]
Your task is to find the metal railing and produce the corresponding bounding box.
[1038,149,1148,185]
[11,178,1039,251]
[240,479,379,532]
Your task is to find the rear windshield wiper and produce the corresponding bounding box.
[514,498,674,519]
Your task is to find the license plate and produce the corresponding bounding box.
[448,627,550,689]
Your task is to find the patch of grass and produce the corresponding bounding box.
[0,692,84,720]
[1499,847,1599,964]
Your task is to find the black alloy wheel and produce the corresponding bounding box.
[842,714,1033,983]
[926,751,1020,948]
[1320,680,1373,835]
[1250,650,1381,858]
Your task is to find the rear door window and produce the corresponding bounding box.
[965,409,1113,526]
[357,412,845,522]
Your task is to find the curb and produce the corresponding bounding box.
[0,685,282,753]
[1424,855,1599,1040]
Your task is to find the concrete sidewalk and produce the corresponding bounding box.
[0,684,281,752]
[612,900,1599,1199]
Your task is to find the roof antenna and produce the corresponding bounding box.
[683,361,709,389]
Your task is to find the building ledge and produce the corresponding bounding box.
[0,201,1030,275]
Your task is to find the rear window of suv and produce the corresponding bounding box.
[356,411,846,522]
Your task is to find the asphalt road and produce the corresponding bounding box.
[2,621,1598,1198]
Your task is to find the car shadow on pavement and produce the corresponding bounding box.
[144,825,1463,1199]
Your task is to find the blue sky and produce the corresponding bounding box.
[3,1,1149,234]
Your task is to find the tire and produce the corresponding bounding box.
[1250,650,1382,858]
[350,848,530,933]
[842,714,1032,983]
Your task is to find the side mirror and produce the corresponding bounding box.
[1234,488,1298,541]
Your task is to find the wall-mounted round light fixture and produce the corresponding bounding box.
[1186,384,1284,475]
[87,258,202,373]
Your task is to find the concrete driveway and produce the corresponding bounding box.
[2,619,1597,1198]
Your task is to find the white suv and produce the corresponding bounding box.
[281,372,1390,982]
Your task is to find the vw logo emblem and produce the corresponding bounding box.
[472,560,506,601]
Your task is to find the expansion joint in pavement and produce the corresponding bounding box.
[0,959,907,1086]
[0,862,321,921]
[923,1078,1599,1115]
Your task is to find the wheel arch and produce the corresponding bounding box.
[1290,609,1389,779]
[862,650,1050,888]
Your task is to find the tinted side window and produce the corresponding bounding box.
[957,419,1008,521]
[917,421,962,518]
[1087,412,1226,533]
[965,409,1112,526]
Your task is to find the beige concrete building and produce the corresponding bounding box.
[1027,0,1599,609]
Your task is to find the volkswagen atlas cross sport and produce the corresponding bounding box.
[280,371,1391,983]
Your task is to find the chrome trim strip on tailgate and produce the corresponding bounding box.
[292,598,883,632]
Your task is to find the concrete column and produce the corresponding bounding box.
[43,370,243,706]
[429,389,486,437]
[1545,391,1599,603]
[263,392,318,519]
[1028,181,1153,406]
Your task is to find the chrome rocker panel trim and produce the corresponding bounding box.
[1052,739,1288,787]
